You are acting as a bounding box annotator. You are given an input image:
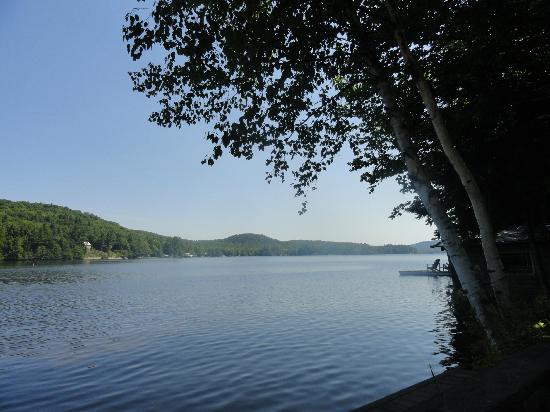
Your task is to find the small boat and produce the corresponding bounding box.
[399,270,450,277]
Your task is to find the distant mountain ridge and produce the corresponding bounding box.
[0,199,417,261]
[216,233,417,255]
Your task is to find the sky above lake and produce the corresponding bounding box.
[0,0,434,245]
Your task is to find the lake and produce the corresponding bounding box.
[0,254,454,411]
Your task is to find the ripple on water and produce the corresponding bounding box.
[0,255,454,411]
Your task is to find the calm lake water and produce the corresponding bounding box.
[0,255,453,411]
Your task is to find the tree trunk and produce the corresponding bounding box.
[375,78,496,345]
[344,3,496,344]
[385,0,510,309]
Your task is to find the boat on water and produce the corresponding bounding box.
[399,270,450,277]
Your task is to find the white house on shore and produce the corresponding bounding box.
[83,241,92,251]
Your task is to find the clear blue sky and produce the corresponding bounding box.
[0,0,433,244]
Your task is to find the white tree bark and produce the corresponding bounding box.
[385,0,510,308]
[344,4,496,343]
[375,79,496,345]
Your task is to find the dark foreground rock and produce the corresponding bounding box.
[352,343,550,412]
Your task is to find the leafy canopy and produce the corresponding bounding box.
[123,0,409,212]
[124,0,550,232]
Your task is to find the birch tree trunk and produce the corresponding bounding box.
[344,4,496,344]
[375,78,496,345]
[384,0,510,308]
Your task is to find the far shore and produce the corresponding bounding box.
[0,252,448,269]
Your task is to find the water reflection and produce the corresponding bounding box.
[0,255,455,412]
[431,285,458,365]
[0,261,127,285]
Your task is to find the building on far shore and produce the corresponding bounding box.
[83,241,92,251]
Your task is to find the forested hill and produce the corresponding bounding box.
[0,199,416,261]
[217,233,416,256]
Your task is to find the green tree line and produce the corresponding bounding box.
[0,199,415,261]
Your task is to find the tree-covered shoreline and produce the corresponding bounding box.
[0,199,416,261]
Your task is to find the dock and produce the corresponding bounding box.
[351,343,550,412]
[399,270,450,277]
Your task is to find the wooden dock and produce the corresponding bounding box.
[351,343,550,412]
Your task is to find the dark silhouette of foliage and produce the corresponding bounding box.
[123,0,411,213]
[384,0,550,236]
[122,0,550,232]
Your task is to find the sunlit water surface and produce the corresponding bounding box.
[0,255,454,411]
